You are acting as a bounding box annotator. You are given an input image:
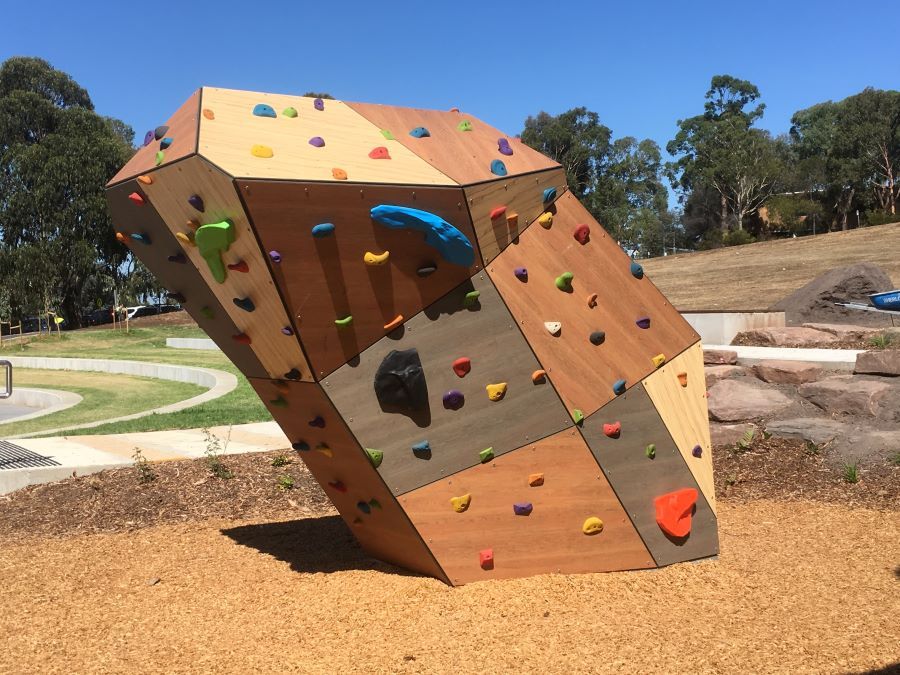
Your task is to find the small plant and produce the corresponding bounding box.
[271,454,292,468]
[868,332,896,349]
[132,447,156,484]
[804,440,821,456]
[734,427,756,452]
[842,462,859,484]
[889,452,900,467]
[724,474,738,487]
[202,427,234,479]
[277,474,295,490]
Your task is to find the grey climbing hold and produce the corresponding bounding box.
[371,205,474,267]
[590,331,606,345]
[416,264,437,277]
[154,125,169,140]
[374,348,428,412]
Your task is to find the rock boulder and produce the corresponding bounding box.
[704,349,738,365]
[707,379,793,422]
[854,350,900,376]
[797,375,891,416]
[735,327,837,347]
[752,360,823,385]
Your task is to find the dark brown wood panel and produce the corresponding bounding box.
[400,428,655,585]
[239,180,484,378]
[247,377,449,582]
[580,383,718,567]
[323,273,572,496]
[345,101,559,185]
[487,191,700,418]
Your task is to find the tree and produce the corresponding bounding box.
[301,91,335,100]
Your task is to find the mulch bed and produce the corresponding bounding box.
[731,334,900,350]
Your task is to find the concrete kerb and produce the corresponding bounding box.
[165,337,221,351]
[704,344,863,371]
[0,388,83,424]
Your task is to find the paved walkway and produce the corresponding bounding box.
[704,344,862,370]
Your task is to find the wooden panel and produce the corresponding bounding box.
[346,101,560,185]
[580,384,718,567]
[400,428,654,585]
[106,180,267,378]
[239,180,482,378]
[137,156,313,381]
[463,168,568,264]
[487,191,700,418]
[247,377,448,582]
[197,88,454,185]
[642,342,716,513]
[323,274,572,496]
[109,90,200,186]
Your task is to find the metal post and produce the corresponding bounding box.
[0,360,12,399]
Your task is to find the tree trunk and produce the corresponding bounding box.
[720,194,728,231]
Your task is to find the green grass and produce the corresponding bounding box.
[2,326,271,436]
[842,462,860,484]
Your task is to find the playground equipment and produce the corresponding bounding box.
[0,320,22,348]
[104,88,717,584]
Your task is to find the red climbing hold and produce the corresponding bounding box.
[452,357,471,377]
[328,480,347,493]
[227,260,250,273]
[368,146,391,159]
[603,422,621,438]
[128,192,145,206]
[479,549,494,570]
[232,333,252,345]
[654,488,698,538]
[489,206,507,220]
[573,224,590,244]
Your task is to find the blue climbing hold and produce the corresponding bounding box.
[357,501,371,514]
[312,223,335,238]
[233,297,255,312]
[252,103,277,118]
[630,260,644,279]
[490,159,507,176]
[370,205,474,267]
[409,126,430,138]
[412,440,431,456]
[130,233,151,245]
[612,379,627,395]
[543,187,557,203]
[160,137,173,150]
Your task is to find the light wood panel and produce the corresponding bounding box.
[464,168,568,263]
[487,191,700,417]
[106,181,267,378]
[323,274,572,496]
[109,90,200,186]
[138,156,313,380]
[400,428,654,584]
[580,384,718,567]
[197,88,454,185]
[346,101,560,185]
[642,341,716,513]
[247,378,448,582]
[239,180,482,378]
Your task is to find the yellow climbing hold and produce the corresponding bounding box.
[652,353,667,368]
[506,212,518,228]
[364,250,390,265]
[314,443,333,457]
[450,494,472,513]
[486,382,508,402]
[538,212,553,228]
[251,144,274,158]
[175,231,195,247]
[583,517,604,535]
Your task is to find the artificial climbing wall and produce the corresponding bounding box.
[106,87,716,585]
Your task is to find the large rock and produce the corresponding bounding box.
[802,323,882,340]
[797,375,891,416]
[704,349,738,365]
[854,350,900,376]
[765,418,849,446]
[753,360,823,385]
[707,379,793,422]
[710,422,758,447]
[705,365,748,386]
[734,327,837,347]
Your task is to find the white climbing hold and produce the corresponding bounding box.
[544,321,562,336]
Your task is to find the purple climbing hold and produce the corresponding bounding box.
[281,326,294,336]
[636,316,651,329]
[188,194,205,212]
[309,416,326,428]
[497,138,513,156]
[314,98,325,111]
[154,125,169,140]
[269,250,282,263]
[514,267,528,281]
[692,445,703,458]
[513,502,533,516]
[142,130,154,146]
[443,389,465,410]
[309,136,325,148]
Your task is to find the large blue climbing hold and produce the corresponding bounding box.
[252,103,277,118]
[370,205,475,267]
[630,260,644,279]
[543,187,557,203]
[491,159,508,176]
[409,126,431,138]
[312,223,336,238]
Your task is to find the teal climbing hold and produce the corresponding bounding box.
[412,440,431,456]
[630,260,644,279]
[194,220,236,283]
[160,137,173,150]
[463,290,481,308]
[543,187,557,202]
[490,159,507,176]
[409,126,430,138]
[252,103,277,118]
[612,379,627,395]
[357,501,371,515]
[312,223,335,238]
[233,297,255,312]
[130,233,151,245]
[371,205,474,267]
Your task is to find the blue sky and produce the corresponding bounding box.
[2,0,898,200]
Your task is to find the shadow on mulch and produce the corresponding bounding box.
[847,664,900,675]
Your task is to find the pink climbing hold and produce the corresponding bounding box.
[573,224,590,244]
[452,357,471,377]
[489,206,507,220]
[479,549,494,570]
[603,422,621,438]
[227,261,249,273]
[368,146,390,159]
[128,192,145,206]
[328,480,347,492]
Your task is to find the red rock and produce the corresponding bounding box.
[705,365,747,386]
[735,327,837,347]
[802,323,881,340]
[704,349,738,365]
[752,360,823,385]
[854,350,900,376]
[707,379,793,422]
[798,375,890,416]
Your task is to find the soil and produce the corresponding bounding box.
[730,333,900,350]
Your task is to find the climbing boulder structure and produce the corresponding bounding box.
[105,88,717,585]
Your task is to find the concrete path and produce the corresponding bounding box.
[704,344,862,370]
[0,421,289,495]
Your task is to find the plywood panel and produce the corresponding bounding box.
[642,342,716,513]
[400,428,654,585]
[463,168,568,264]
[109,90,200,186]
[106,180,267,378]
[324,274,572,496]
[137,156,313,381]
[346,101,560,185]
[239,180,482,378]
[487,191,700,418]
[580,384,718,567]
[247,377,448,582]
[197,88,454,185]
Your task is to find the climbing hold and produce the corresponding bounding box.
[308,136,325,148]
[364,250,390,265]
[270,396,288,408]
[282,106,298,118]
[175,232,195,247]
[409,126,430,138]
[232,333,252,345]
[252,103,277,118]
[281,326,294,336]
[652,353,666,368]
[654,488,698,538]
[537,212,553,228]
[462,290,480,308]
[589,331,606,346]
[233,297,255,312]
[528,473,544,487]
[166,292,185,303]
[142,131,153,146]
[573,224,590,244]
[490,159,507,176]
[199,307,214,319]
[313,98,324,111]
[268,250,282,263]
[479,549,494,570]
[154,125,169,140]
[452,357,471,377]
[630,260,644,279]
[450,494,471,513]
[273,381,290,395]
[497,138,513,156]
[128,192,145,206]
[334,315,353,327]
[332,168,348,180]
[137,175,153,185]
[371,205,474,267]
[115,232,128,243]
[373,348,428,411]
[368,146,390,159]
[486,382,508,402]
[292,441,310,452]
[383,315,403,332]
[366,448,384,468]
[412,440,432,457]
[572,409,585,425]
[369,498,381,510]
[555,272,574,292]
[357,501,371,515]
[514,267,528,281]
[479,447,494,463]
[582,517,604,535]
[167,253,187,264]
[312,222,335,238]
[195,220,235,283]
[251,144,274,158]
[154,151,165,166]
[442,389,464,410]
[187,194,204,212]
[513,502,533,516]
[612,379,627,395]
[645,444,656,459]
[457,120,473,131]
[416,264,437,277]
[160,137,173,150]
[587,293,598,308]
[636,316,651,329]
[309,416,326,428]
[284,368,302,381]
[544,321,561,336]
[678,372,688,387]
[543,187,557,203]
[227,261,249,273]
[603,422,621,438]
[692,445,703,458]
[186,219,201,230]
[130,233,151,245]
[352,517,363,526]
[531,370,546,383]
[202,109,215,120]
[506,212,519,228]
[489,206,507,220]
[328,480,347,493]
[380,129,395,140]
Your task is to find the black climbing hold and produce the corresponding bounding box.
[284,368,302,381]
[590,331,606,345]
[167,253,187,264]
[374,348,428,412]
[154,125,169,140]
[292,440,310,451]
[233,297,256,312]
[416,264,437,277]
[308,416,326,428]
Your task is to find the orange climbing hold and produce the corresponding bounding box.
[654,488,698,538]
[383,314,404,331]
[274,380,290,395]
[452,357,471,377]
[332,168,348,180]
[587,293,598,308]
[227,260,249,273]
[186,219,200,230]
[489,206,507,220]
[531,369,546,383]
[202,108,215,120]
[115,232,128,243]
[368,146,391,159]
[128,192,145,206]
[479,549,494,570]
[137,175,153,185]
[528,473,544,487]
[232,333,252,345]
[678,372,688,387]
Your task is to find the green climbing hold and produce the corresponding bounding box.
[270,396,288,408]
[479,447,494,463]
[199,306,214,319]
[572,409,584,424]
[282,107,298,118]
[645,443,656,459]
[369,498,382,510]
[155,151,164,166]
[366,448,384,468]
[457,120,473,131]
[194,220,236,283]
[335,315,353,327]
[380,129,395,140]
[555,272,574,291]
[463,290,481,308]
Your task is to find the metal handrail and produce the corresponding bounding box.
[0,360,11,399]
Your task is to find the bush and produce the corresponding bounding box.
[722,229,755,247]
[865,210,900,227]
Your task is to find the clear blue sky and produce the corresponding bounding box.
[2,0,898,201]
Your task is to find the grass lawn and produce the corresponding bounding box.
[1,325,271,436]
